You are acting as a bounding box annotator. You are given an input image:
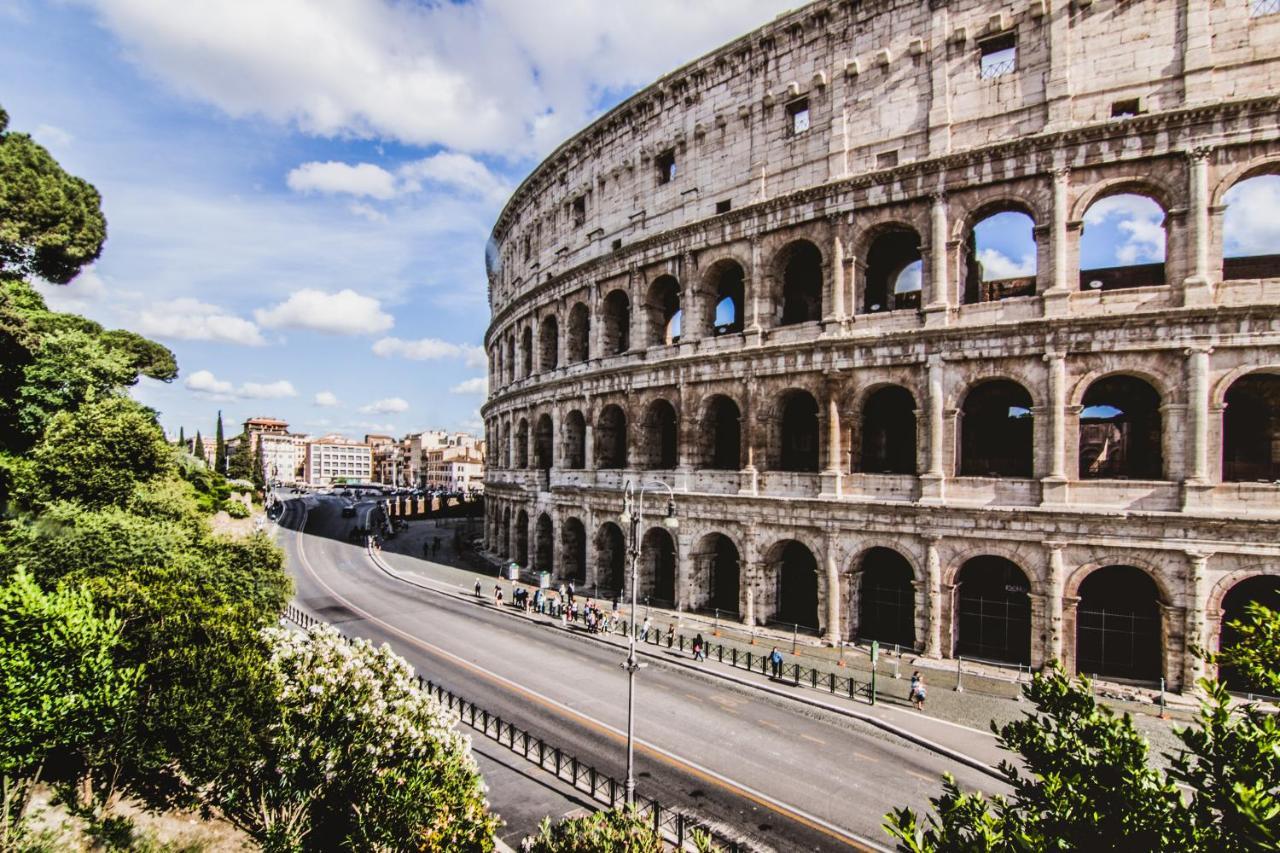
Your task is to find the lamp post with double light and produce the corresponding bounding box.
[619,479,678,806]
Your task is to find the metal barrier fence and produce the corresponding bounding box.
[281,604,747,852]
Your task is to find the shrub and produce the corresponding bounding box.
[222,500,249,519]
[522,808,664,853]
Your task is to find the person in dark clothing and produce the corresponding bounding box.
[769,647,783,679]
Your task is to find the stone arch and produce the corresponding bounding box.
[761,538,821,631]
[520,326,534,377]
[860,223,923,314]
[1070,176,1179,224]
[533,413,554,472]
[691,531,742,615]
[698,393,742,470]
[595,404,628,469]
[601,289,631,355]
[958,378,1034,478]
[1072,564,1167,683]
[1221,369,1280,482]
[1210,157,1280,209]
[514,417,530,469]
[560,516,587,584]
[562,409,586,469]
[770,388,821,472]
[640,526,677,605]
[594,521,626,592]
[637,397,679,470]
[515,508,529,566]
[959,200,1038,304]
[773,238,824,326]
[700,257,746,336]
[566,301,591,363]
[644,274,682,346]
[1077,184,1170,291]
[852,546,917,648]
[539,314,559,371]
[857,384,918,474]
[1064,554,1176,620]
[1076,374,1164,480]
[953,554,1033,665]
[1216,572,1280,689]
[534,512,554,574]
[1220,169,1280,281]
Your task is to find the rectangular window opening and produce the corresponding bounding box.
[979,33,1017,79]
[1111,98,1142,118]
[1252,0,1280,17]
[656,150,677,185]
[876,150,899,169]
[715,199,732,215]
[786,98,810,136]
[572,196,586,227]
[611,238,623,252]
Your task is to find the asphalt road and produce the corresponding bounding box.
[278,495,1001,851]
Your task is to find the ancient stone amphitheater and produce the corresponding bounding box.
[481,0,1280,691]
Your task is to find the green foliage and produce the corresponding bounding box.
[213,626,496,852]
[222,499,249,519]
[214,413,225,476]
[0,112,106,284]
[0,569,139,844]
[99,328,179,383]
[192,433,205,463]
[225,434,252,483]
[1214,602,1280,696]
[522,807,664,853]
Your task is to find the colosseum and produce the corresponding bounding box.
[481,0,1280,692]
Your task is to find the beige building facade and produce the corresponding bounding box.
[305,436,373,486]
[481,0,1280,691]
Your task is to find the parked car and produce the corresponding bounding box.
[341,506,356,518]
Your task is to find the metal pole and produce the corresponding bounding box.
[955,656,964,692]
[624,486,641,806]
[792,622,798,655]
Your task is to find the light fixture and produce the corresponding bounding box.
[662,500,679,530]
[620,508,632,525]
[1089,280,1103,290]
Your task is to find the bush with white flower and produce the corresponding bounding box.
[213,625,497,852]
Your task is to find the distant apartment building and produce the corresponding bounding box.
[423,445,485,493]
[260,432,308,483]
[366,434,408,487]
[405,431,482,488]
[305,436,373,486]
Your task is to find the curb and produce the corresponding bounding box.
[363,539,1005,784]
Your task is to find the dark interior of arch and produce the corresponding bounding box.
[499,507,511,556]
[857,548,915,648]
[596,524,626,592]
[864,229,922,313]
[640,399,678,470]
[647,275,681,345]
[515,510,529,566]
[514,420,530,469]
[779,391,820,472]
[1223,373,1280,482]
[521,327,533,377]
[595,405,627,469]
[706,261,745,335]
[500,424,511,467]
[539,315,559,371]
[534,514,554,574]
[533,414,554,471]
[960,380,1034,478]
[702,395,742,470]
[641,528,677,605]
[567,303,590,363]
[560,518,587,584]
[955,556,1031,665]
[1219,574,1280,690]
[776,541,819,631]
[505,337,516,383]
[1076,565,1162,683]
[562,410,586,469]
[602,290,631,355]
[859,385,917,474]
[1079,376,1163,480]
[704,534,740,614]
[779,241,823,325]
[963,209,1037,304]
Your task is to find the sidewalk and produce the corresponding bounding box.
[379,518,1195,763]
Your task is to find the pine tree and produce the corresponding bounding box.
[178,425,185,448]
[214,411,226,474]
[252,437,266,490]
[193,431,205,462]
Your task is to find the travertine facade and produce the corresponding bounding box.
[482,0,1280,691]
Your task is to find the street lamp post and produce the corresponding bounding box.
[619,479,678,806]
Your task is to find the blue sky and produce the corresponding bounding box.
[2,0,1275,442]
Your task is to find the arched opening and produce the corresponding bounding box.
[533,413,554,472]
[963,209,1037,304]
[515,509,529,566]
[959,380,1034,478]
[520,327,534,378]
[539,315,559,371]
[1075,565,1163,683]
[859,385,917,474]
[595,404,628,469]
[777,390,820,472]
[703,259,745,336]
[638,399,678,470]
[1079,192,1167,291]
[863,228,922,313]
[700,395,741,470]
[641,527,677,606]
[1223,373,1280,482]
[1218,574,1280,689]
[514,418,530,469]
[560,517,587,584]
[1078,376,1163,480]
[955,556,1032,665]
[534,513,554,574]
[770,540,820,631]
[562,409,586,469]
[857,548,916,648]
[601,289,631,355]
[567,302,591,363]
[777,240,823,326]
[595,523,626,593]
[645,275,682,346]
[696,533,740,615]
[1222,174,1280,281]
[499,506,511,557]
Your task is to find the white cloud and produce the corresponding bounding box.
[977,248,1035,281]
[399,152,510,203]
[34,122,73,148]
[450,376,488,395]
[1223,175,1280,257]
[34,265,108,314]
[255,288,393,335]
[185,369,297,400]
[286,160,396,199]
[185,369,234,396]
[240,379,298,399]
[372,336,483,365]
[314,390,340,407]
[1083,193,1166,266]
[136,297,266,346]
[893,260,922,294]
[360,396,409,414]
[348,202,388,223]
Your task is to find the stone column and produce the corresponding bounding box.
[820,388,843,497]
[1183,147,1214,305]
[747,237,764,337]
[924,194,950,325]
[1043,168,1072,316]
[1042,352,1069,505]
[738,387,759,496]
[1044,0,1073,129]
[1183,347,1212,510]
[824,530,841,646]
[1182,0,1214,104]
[1046,542,1066,664]
[924,536,943,657]
[1183,550,1211,690]
[680,252,702,345]
[920,357,946,502]
[825,226,846,330]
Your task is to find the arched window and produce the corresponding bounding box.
[641,527,677,605]
[1079,192,1167,291]
[645,275,682,346]
[567,302,591,363]
[767,540,820,631]
[595,404,628,469]
[955,556,1031,665]
[601,290,631,355]
[857,548,915,648]
[1223,373,1280,482]
[694,532,740,615]
[515,509,529,566]
[520,327,533,378]
[533,413,554,472]
[859,386,917,474]
[560,518,587,584]
[638,399,678,470]
[777,240,823,325]
[777,390,820,472]
[514,418,529,469]
[703,259,745,336]
[700,395,741,470]
[1219,575,1280,689]
[863,229,922,313]
[963,209,1037,303]
[539,315,559,371]
[960,380,1033,477]
[1076,565,1163,682]
[562,410,586,469]
[1222,174,1280,281]
[1078,376,1163,480]
[534,513,554,574]
[595,523,626,592]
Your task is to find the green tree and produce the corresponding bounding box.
[0,568,139,847]
[226,432,253,482]
[193,431,205,462]
[1214,602,1280,696]
[0,107,107,284]
[214,411,226,475]
[252,437,266,490]
[177,425,184,449]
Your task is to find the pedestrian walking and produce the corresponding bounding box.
[641,616,652,642]
[568,581,576,603]
[494,583,503,605]
[474,578,482,597]
[423,540,430,558]
[910,671,927,711]
[692,633,706,662]
[769,647,783,679]
[665,624,675,648]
